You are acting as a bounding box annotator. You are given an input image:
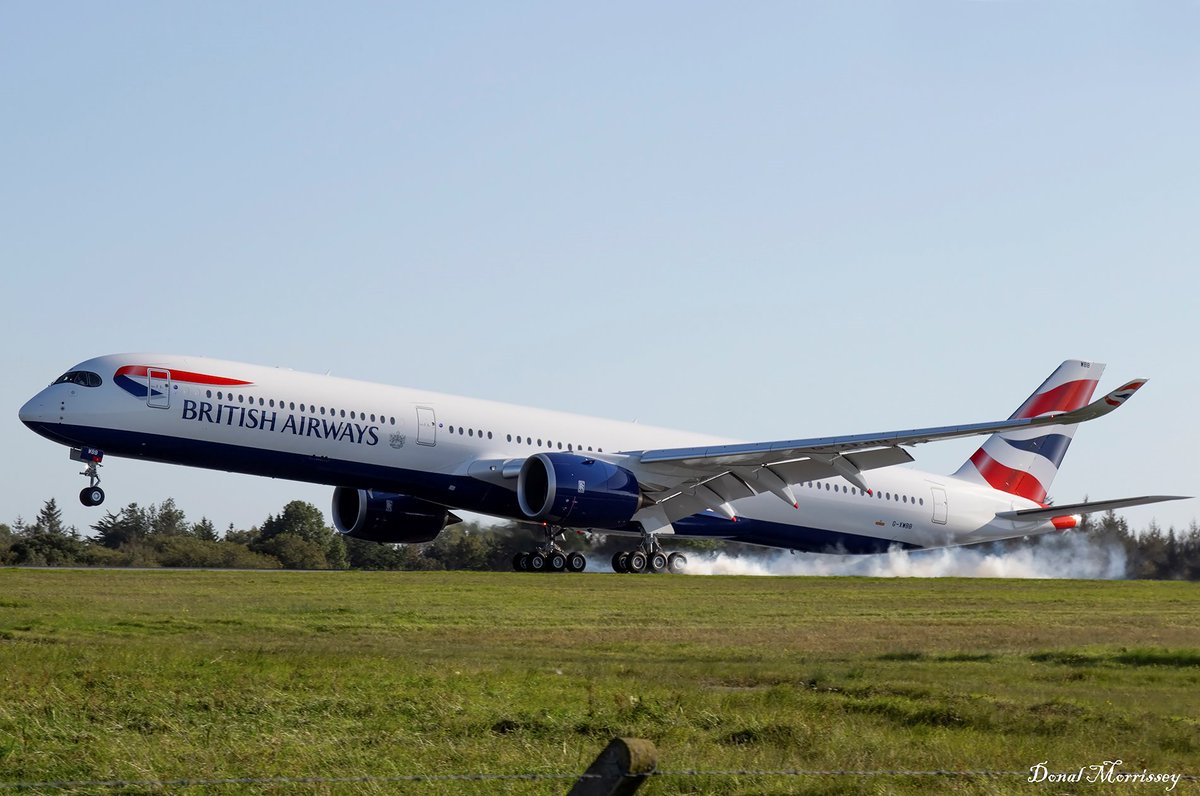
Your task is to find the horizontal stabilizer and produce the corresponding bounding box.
[995,495,1190,522]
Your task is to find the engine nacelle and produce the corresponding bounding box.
[517,452,642,528]
[331,487,459,544]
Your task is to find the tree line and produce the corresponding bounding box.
[1,497,1198,579]
[0,497,572,571]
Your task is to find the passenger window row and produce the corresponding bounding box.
[205,389,398,426]
[803,481,924,506]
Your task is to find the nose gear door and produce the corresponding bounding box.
[147,369,171,409]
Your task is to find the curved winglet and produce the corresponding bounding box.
[1053,379,1147,424]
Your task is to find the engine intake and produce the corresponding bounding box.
[331,487,459,544]
[517,452,642,529]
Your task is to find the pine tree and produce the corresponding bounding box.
[32,498,71,537]
[91,503,151,549]
[149,498,189,537]
[192,517,219,542]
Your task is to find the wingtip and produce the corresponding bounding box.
[1102,378,1148,407]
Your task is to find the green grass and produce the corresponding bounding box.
[0,570,1198,794]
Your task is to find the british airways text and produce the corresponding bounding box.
[180,400,380,445]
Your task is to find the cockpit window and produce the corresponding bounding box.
[54,371,102,387]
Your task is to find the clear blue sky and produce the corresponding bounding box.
[2,2,1196,536]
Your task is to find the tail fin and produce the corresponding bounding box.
[953,360,1104,504]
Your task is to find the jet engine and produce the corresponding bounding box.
[516,452,643,528]
[331,487,460,544]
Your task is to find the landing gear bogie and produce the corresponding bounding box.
[611,530,687,574]
[512,525,587,573]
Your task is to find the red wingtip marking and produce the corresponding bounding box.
[1051,516,1078,530]
[792,503,799,509]
[867,489,874,496]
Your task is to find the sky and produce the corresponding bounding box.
[2,2,1197,537]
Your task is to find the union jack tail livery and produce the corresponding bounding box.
[953,360,1104,504]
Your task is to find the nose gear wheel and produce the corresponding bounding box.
[72,448,106,506]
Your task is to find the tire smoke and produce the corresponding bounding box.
[680,533,1128,579]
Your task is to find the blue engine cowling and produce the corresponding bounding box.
[516,453,643,528]
[331,487,460,544]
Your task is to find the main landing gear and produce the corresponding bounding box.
[512,525,587,573]
[71,447,106,507]
[611,533,687,575]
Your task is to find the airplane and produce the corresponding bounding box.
[19,355,1187,574]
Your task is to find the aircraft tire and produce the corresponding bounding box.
[627,551,648,573]
[667,552,687,574]
[80,487,104,507]
[529,553,547,572]
[612,552,629,573]
[549,552,567,572]
[649,552,668,573]
[513,553,529,571]
[568,552,586,572]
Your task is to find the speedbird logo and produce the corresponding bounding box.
[114,365,251,399]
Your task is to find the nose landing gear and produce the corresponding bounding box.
[71,447,105,506]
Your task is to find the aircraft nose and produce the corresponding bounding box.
[19,394,48,425]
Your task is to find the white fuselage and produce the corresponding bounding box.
[20,353,1057,553]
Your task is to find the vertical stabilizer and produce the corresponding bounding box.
[953,360,1104,504]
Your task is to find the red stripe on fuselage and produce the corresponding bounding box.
[1012,379,1098,419]
[969,449,1048,503]
[114,365,252,387]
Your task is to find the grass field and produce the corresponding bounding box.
[0,569,1197,794]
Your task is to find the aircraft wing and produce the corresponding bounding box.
[616,379,1149,526]
[465,378,1150,529]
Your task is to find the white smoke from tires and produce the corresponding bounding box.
[679,533,1127,579]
